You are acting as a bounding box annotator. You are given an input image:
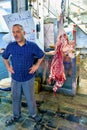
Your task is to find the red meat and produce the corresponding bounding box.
[47,32,69,95]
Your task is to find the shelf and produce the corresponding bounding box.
[70,2,85,12]
[69,16,87,34]
[67,0,87,34]
[69,0,87,13]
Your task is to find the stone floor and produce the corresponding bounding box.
[0,89,87,130]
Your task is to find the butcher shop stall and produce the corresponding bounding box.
[36,17,80,96]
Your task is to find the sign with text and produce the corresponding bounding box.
[3,11,35,42]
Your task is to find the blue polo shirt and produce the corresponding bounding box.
[2,40,44,82]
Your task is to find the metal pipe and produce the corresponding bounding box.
[11,0,18,13]
[11,0,28,13]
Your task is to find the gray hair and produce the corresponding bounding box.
[12,24,24,31]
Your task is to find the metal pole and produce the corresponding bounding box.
[11,0,18,13]
[11,0,28,13]
[25,0,28,10]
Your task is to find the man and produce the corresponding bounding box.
[2,24,44,126]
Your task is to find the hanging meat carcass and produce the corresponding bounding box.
[47,16,75,95]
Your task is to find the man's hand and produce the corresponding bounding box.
[29,57,44,74]
[7,66,15,74]
[29,65,38,74]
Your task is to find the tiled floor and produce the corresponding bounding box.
[0,90,87,130]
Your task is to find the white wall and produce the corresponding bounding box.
[33,0,44,51]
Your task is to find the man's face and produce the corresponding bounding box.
[12,25,25,43]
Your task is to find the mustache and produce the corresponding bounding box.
[14,35,18,39]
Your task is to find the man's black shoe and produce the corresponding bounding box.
[30,115,42,122]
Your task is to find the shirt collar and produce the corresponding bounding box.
[15,39,27,46]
